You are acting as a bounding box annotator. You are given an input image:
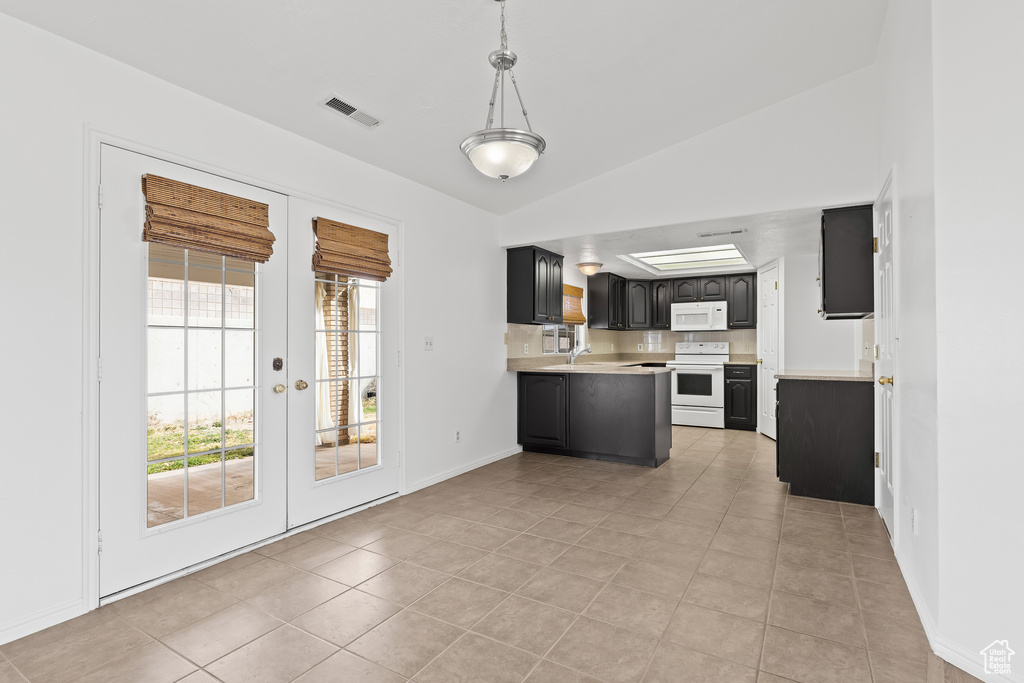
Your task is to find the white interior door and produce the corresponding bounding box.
[756,263,780,439]
[874,174,896,534]
[98,145,288,597]
[286,198,401,528]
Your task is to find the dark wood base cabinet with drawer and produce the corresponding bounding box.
[724,365,757,431]
[518,371,671,468]
[776,379,874,505]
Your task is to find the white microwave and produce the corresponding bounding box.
[670,301,728,331]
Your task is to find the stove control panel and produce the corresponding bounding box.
[674,341,730,355]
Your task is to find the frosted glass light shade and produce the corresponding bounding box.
[460,128,546,180]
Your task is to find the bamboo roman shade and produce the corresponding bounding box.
[563,284,587,325]
[141,174,275,262]
[312,217,392,282]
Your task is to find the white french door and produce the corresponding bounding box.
[874,173,896,535]
[99,145,288,596]
[98,147,401,597]
[286,198,400,528]
[756,263,780,439]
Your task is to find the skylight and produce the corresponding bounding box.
[624,244,749,271]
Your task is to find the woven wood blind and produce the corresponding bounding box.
[141,174,275,262]
[312,217,392,282]
[563,284,587,325]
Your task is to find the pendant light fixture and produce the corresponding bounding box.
[460,0,546,181]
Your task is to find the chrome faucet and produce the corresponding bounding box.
[568,345,592,365]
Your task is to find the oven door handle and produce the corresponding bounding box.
[668,364,724,371]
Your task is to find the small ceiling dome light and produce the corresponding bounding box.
[577,262,603,276]
[460,0,546,181]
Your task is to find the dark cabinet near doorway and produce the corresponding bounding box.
[671,276,727,303]
[517,373,567,447]
[724,365,757,430]
[727,273,757,329]
[776,378,874,505]
[819,204,874,319]
[626,280,652,329]
[507,246,563,324]
[587,272,627,330]
[651,280,672,329]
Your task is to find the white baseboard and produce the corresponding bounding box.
[895,545,1023,683]
[0,599,86,647]
[405,446,523,494]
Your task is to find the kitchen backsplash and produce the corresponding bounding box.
[507,323,757,360]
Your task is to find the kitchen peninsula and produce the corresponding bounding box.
[516,362,673,468]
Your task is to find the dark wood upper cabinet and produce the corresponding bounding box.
[671,278,699,303]
[651,280,671,329]
[587,272,627,330]
[626,280,651,329]
[700,276,727,301]
[672,276,726,302]
[507,246,564,324]
[726,273,757,329]
[819,204,874,319]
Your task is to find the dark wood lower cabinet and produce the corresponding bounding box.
[517,373,567,447]
[724,365,757,431]
[777,379,874,505]
[517,371,671,467]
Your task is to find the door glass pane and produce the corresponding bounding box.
[314,275,382,480]
[146,247,258,527]
[188,329,222,390]
[147,461,184,528]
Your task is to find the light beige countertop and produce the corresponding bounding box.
[724,361,758,366]
[775,369,875,382]
[519,361,674,375]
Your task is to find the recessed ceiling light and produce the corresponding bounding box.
[622,244,750,272]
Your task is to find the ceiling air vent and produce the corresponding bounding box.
[697,229,747,239]
[322,95,381,129]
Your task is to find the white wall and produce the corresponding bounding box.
[500,65,880,247]
[0,13,516,643]
[874,0,941,645]
[781,254,859,371]
[931,0,1024,675]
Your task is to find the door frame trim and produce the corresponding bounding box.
[82,126,406,613]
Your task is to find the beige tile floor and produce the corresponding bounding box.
[2,427,968,683]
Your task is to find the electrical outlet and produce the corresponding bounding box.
[911,507,918,534]
[454,430,461,443]
[524,343,528,355]
[504,333,509,345]
[638,344,642,351]
[424,336,434,351]
[611,343,615,352]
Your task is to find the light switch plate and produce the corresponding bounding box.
[524,343,529,355]
[424,337,434,351]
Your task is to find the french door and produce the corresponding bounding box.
[286,198,400,528]
[98,146,399,597]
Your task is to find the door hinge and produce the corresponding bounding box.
[774,281,777,290]
[397,350,401,367]
[873,345,879,360]
[874,452,880,468]
[97,357,103,382]
[97,184,103,209]
[873,237,879,253]
[97,530,103,554]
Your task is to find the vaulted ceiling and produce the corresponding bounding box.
[0,0,889,215]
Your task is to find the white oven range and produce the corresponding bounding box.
[666,341,730,428]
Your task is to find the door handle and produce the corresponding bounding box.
[273,384,286,394]
[295,379,309,390]
[878,376,894,386]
